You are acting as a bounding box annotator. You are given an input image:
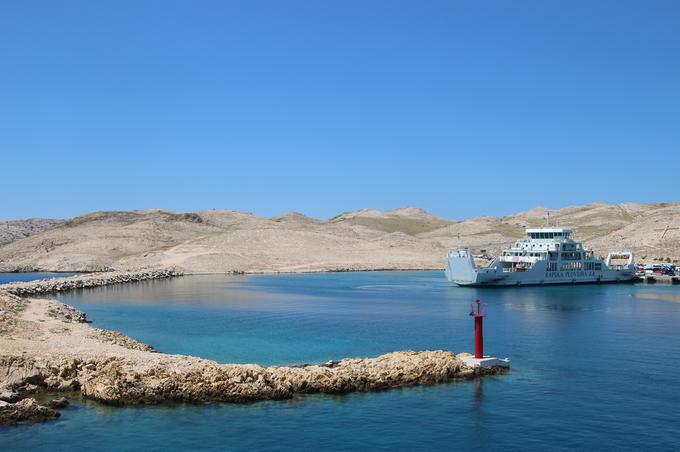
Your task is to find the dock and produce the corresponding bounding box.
[635,275,680,285]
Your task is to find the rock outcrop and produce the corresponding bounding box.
[47,397,69,408]
[0,219,64,247]
[46,301,88,323]
[0,398,60,425]
[90,329,156,352]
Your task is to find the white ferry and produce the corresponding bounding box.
[445,227,635,286]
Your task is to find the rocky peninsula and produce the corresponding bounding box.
[0,272,504,425]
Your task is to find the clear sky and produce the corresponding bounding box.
[1,0,679,221]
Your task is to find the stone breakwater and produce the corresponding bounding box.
[0,268,182,296]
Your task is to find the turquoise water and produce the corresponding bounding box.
[0,272,80,284]
[2,271,680,450]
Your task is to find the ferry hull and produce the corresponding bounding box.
[449,276,636,288]
[445,252,636,287]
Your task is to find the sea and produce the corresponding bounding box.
[0,273,80,284]
[1,271,679,451]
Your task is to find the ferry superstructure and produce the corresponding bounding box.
[445,227,635,286]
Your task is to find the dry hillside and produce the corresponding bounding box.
[0,202,678,273]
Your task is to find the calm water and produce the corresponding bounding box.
[0,272,80,284]
[2,271,680,451]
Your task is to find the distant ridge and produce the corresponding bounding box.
[0,202,678,273]
[517,206,550,219]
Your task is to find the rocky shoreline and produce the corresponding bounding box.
[0,268,182,296]
[1,349,499,408]
[0,273,506,426]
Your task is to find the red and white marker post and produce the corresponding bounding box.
[458,299,510,369]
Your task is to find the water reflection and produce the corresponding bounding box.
[472,377,483,408]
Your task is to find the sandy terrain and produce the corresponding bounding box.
[0,202,678,274]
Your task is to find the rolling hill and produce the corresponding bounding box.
[0,202,678,273]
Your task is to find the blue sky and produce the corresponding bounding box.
[1,0,679,221]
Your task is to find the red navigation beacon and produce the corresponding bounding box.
[460,299,510,369]
[470,299,484,359]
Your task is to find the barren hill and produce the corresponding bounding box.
[0,202,678,273]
